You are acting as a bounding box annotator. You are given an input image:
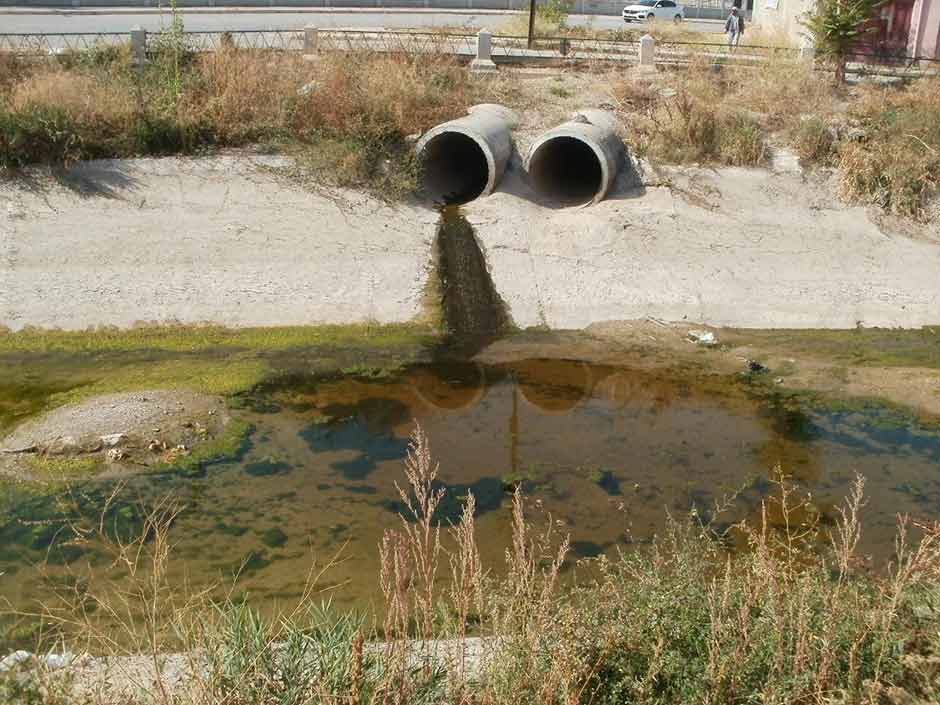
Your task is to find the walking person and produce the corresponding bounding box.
[725,6,744,51]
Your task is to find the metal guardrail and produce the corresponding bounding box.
[0,28,936,76]
[317,29,478,56]
[0,31,129,54]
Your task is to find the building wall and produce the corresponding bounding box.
[750,0,814,44]
[908,0,940,58]
[754,0,938,56]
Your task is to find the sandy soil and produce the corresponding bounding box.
[477,320,940,419]
[0,390,230,480]
[2,151,938,333]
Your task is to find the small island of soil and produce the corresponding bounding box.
[0,390,233,481]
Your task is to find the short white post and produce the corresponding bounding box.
[303,25,319,55]
[470,29,498,73]
[799,37,816,63]
[129,25,146,67]
[638,33,656,73]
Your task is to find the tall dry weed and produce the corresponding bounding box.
[179,50,307,142]
[10,71,136,124]
[836,78,940,219]
[615,61,769,166]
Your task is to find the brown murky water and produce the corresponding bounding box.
[3,356,940,627]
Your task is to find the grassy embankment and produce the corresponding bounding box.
[3,427,940,704]
[609,60,940,219]
[1,26,938,216]
[0,43,480,201]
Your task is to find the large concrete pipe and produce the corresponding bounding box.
[416,104,517,205]
[525,109,626,206]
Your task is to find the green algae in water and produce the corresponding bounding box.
[5,355,940,622]
[586,467,622,496]
[258,527,288,548]
[155,419,254,476]
[215,521,249,537]
[244,457,292,477]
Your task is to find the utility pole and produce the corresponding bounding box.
[527,0,536,48]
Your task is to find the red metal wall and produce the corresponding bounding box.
[857,0,916,59]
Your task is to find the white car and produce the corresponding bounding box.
[622,0,686,22]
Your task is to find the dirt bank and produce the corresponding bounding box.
[0,390,232,481]
[477,320,940,420]
[2,154,939,332]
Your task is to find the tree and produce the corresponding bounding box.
[801,0,887,83]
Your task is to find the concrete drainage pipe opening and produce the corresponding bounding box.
[528,136,603,206]
[525,109,626,205]
[416,104,517,205]
[419,132,490,205]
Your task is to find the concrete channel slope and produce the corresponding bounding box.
[1,154,939,331]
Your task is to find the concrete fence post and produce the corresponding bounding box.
[470,29,498,73]
[129,25,146,67]
[639,33,656,69]
[799,37,816,63]
[303,25,319,55]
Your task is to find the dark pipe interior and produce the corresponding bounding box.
[420,132,489,205]
[529,136,602,205]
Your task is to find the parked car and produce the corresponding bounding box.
[622,0,685,22]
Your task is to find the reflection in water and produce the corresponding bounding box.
[300,415,411,481]
[4,357,940,621]
[410,361,487,411]
[509,359,595,414]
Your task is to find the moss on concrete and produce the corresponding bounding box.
[0,323,435,356]
[46,358,271,407]
[0,323,436,438]
[723,327,940,369]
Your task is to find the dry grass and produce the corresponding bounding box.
[607,58,938,221]
[612,59,773,166]
[177,51,307,143]
[0,48,476,198]
[836,78,940,220]
[731,58,837,130]
[610,57,840,167]
[792,115,836,165]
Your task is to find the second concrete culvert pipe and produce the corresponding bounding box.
[525,109,626,206]
[416,104,518,205]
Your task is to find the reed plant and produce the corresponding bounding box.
[4,428,940,704]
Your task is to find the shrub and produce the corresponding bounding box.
[801,0,887,83]
[538,0,573,30]
[718,112,768,166]
[837,79,940,219]
[792,115,836,165]
[0,50,473,199]
[0,106,85,169]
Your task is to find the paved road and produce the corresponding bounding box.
[0,8,723,34]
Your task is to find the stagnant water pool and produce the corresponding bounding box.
[2,356,940,624]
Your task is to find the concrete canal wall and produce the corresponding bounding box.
[2,154,940,332]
